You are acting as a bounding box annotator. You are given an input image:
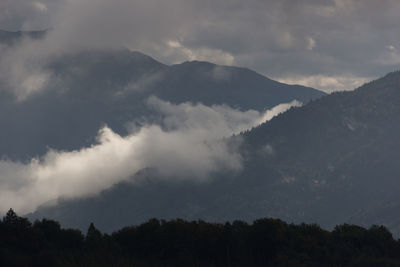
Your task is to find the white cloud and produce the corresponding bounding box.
[276,31,295,50]
[276,75,374,93]
[122,71,165,93]
[165,40,235,65]
[378,45,400,66]
[306,37,316,51]
[0,39,53,100]
[0,97,300,214]
[33,2,48,12]
[18,72,51,99]
[211,66,232,82]
[313,6,336,17]
[256,100,301,123]
[386,45,396,52]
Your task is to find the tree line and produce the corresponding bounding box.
[1,208,400,266]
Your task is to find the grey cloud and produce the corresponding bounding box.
[163,0,400,89]
[3,0,400,92]
[0,0,60,31]
[0,38,53,100]
[0,97,299,214]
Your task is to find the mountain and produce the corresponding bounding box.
[0,30,325,160]
[149,60,321,110]
[0,30,46,45]
[29,71,400,235]
[234,72,400,229]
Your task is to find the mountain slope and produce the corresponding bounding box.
[0,30,325,159]
[29,72,400,234]
[154,61,322,110]
[239,71,400,231]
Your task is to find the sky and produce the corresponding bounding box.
[1,0,400,92]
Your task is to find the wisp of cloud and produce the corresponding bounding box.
[0,97,300,214]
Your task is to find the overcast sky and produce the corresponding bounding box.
[2,0,400,92]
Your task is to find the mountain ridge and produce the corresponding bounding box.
[29,71,400,235]
[0,32,325,159]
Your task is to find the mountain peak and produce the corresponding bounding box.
[0,29,46,45]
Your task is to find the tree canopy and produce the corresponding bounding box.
[0,209,400,266]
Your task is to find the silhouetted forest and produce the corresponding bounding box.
[2,209,400,266]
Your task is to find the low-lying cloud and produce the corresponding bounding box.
[0,97,300,214]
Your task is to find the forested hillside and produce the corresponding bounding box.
[241,71,400,232]
[31,71,400,236]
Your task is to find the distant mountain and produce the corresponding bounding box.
[150,60,321,110]
[30,72,400,235]
[0,29,46,45]
[0,30,324,159]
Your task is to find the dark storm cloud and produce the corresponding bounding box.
[2,0,400,91]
